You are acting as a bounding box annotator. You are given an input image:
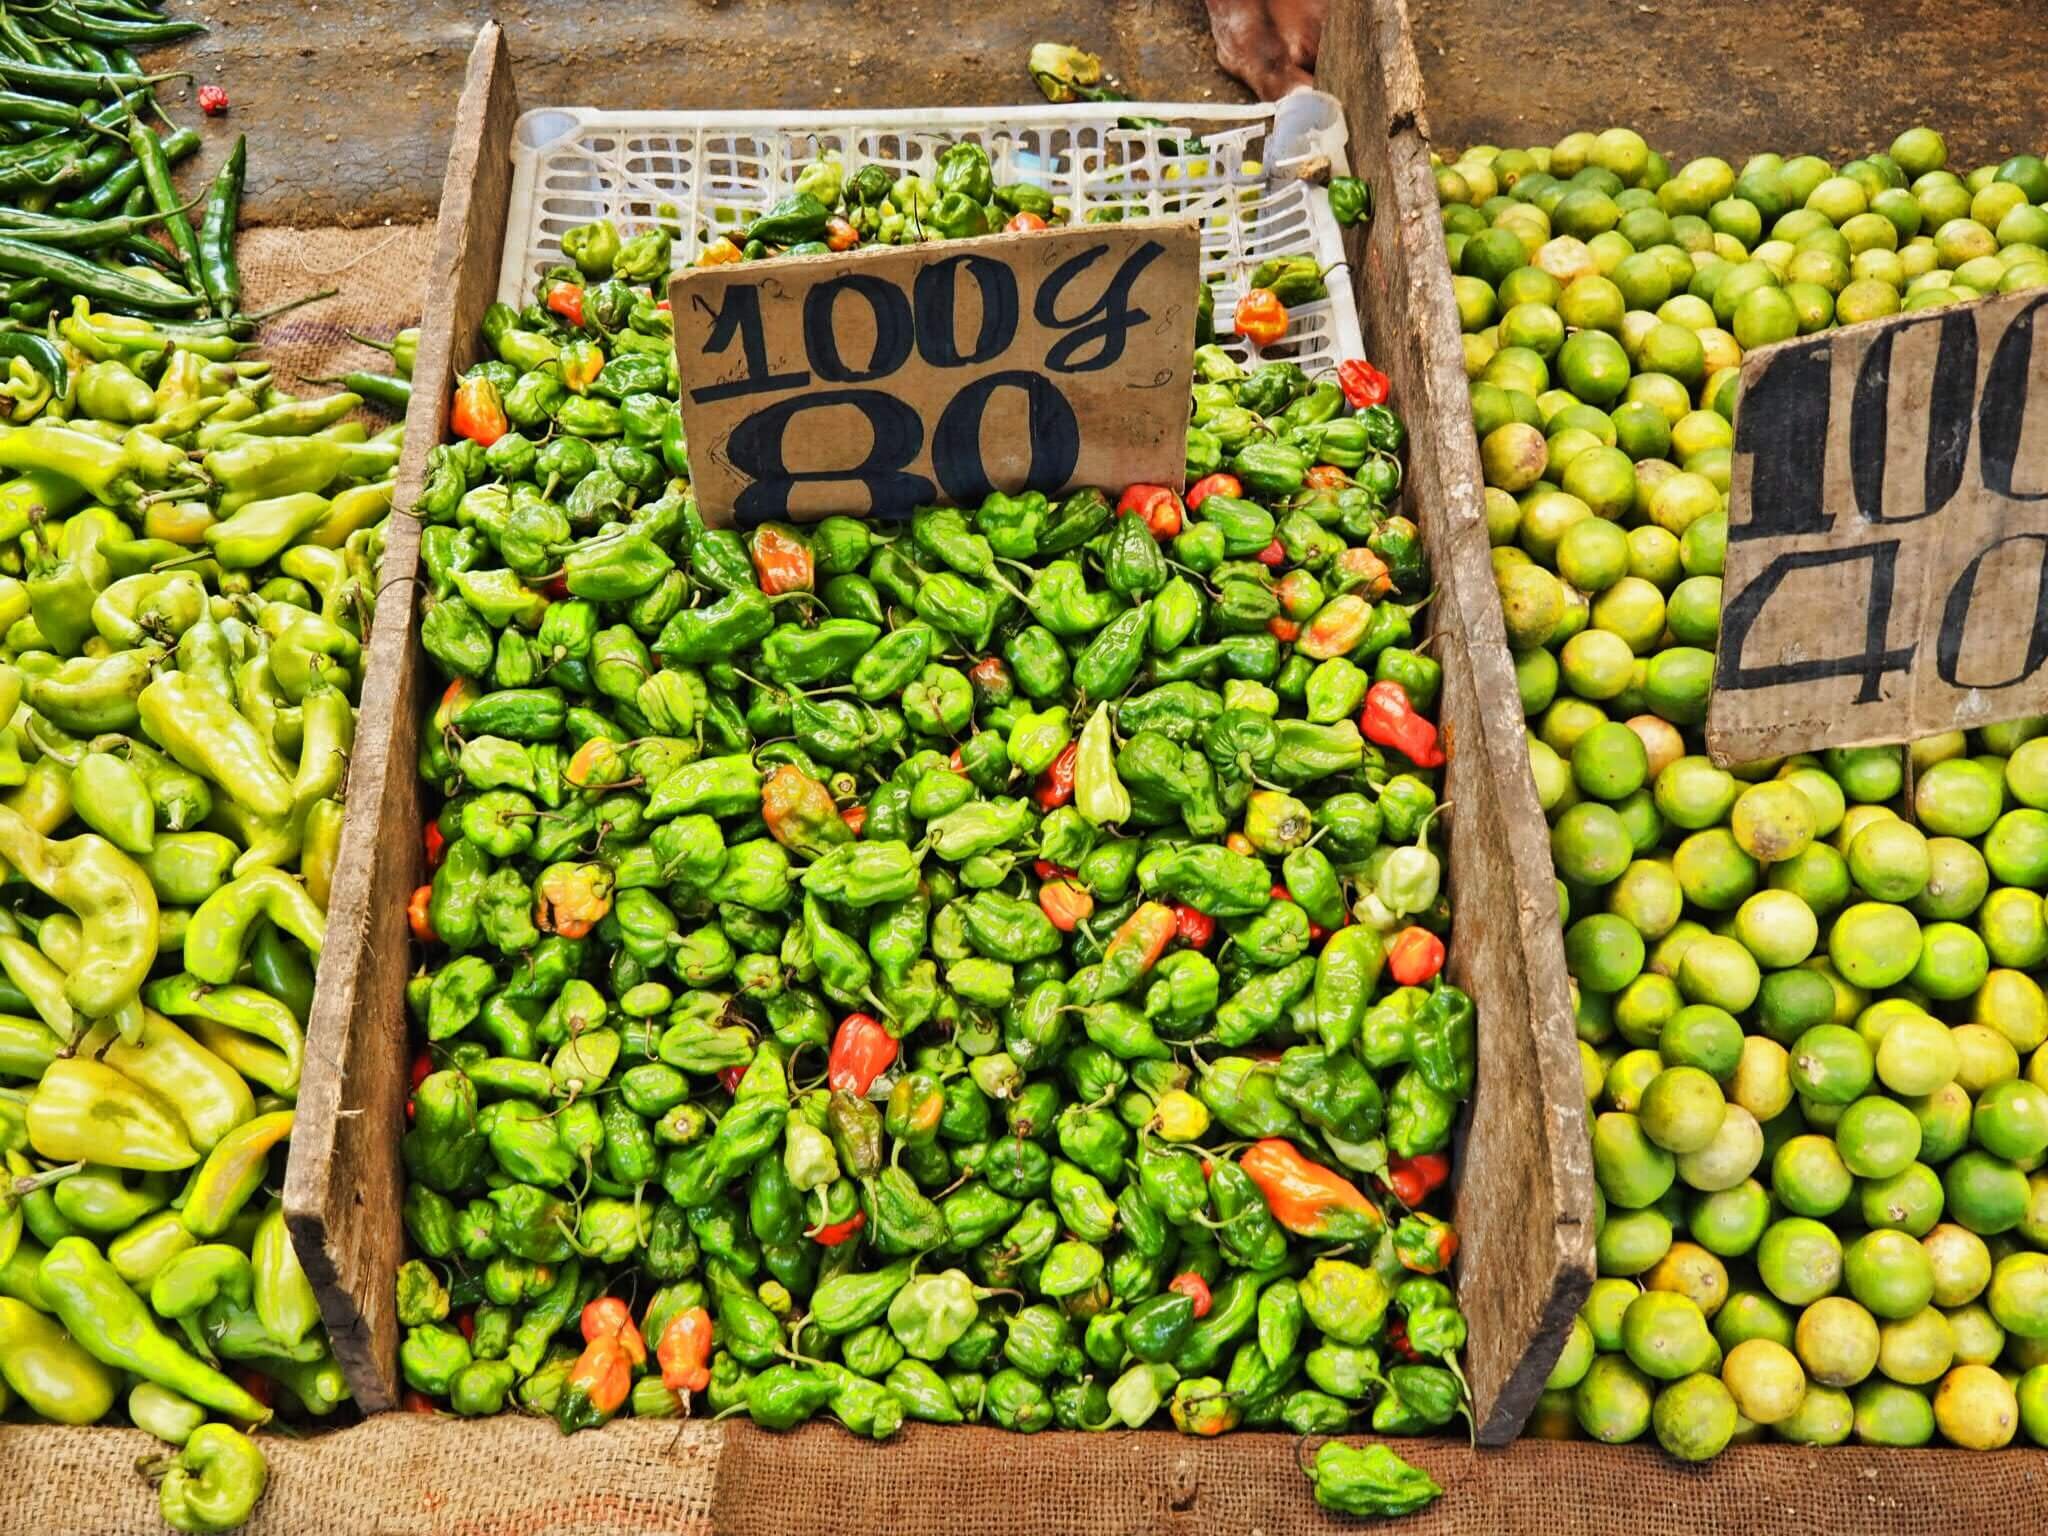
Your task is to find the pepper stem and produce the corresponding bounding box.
[12,1160,82,1195]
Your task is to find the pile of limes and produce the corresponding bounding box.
[1440,125,2048,1459]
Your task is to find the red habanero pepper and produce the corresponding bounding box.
[408,886,436,943]
[947,748,967,775]
[1032,859,1071,881]
[1168,1272,1212,1319]
[969,655,1015,704]
[1185,472,1241,510]
[543,573,572,601]
[580,1297,647,1363]
[1386,1316,1421,1362]
[450,375,507,447]
[718,1064,748,1095]
[1034,741,1078,810]
[1102,903,1177,991]
[828,1012,897,1096]
[197,84,229,116]
[824,215,860,251]
[557,1333,633,1432]
[1338,358,1391,409]
[1270,884,1292,903]
[237,1370,274,1410]
[1116,483,1183,539]
[656,1307,714,1393]
[456,1310,476,1341]
[407,1048,433,1122]
[534,864,613,939]
[1268,617,1300,642]
[698,237,744,267]
[1233,288,1287,347]
[1239,1139,1383,1241]
[403,1390,437,1414]
[1172,903,1214,948]
[1305,464,1352,491]
[423,820,447,870]
[839,804,867,837]
[1039,877,1093,933]
[1334,547,1392,600]
[1225,832,1254,858]
[1360,680,1444,767]
[750,525,814,595]
[544,280,585,328]
[1005,210,1049,233]
[1255,538,1285,567]
[814,1210,865,1246]
[1393,1212,1460,1273]
[1387,926,1445,986]
[1387,1152,1452,1207]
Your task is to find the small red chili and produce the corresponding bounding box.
[1338,357,1391,409]
[1255,538,1286,567]
[423,820,447,870]
[1268,616,1300,642]
[1172,903,1214,948]
[827,1011,897,1096]
[1005,210,1049,232]
[407,885,436,944]
[1116,483,1183,539]
[814,1211,866,1247]
[544,280,585,328]
[839,804,867,836]
[1388,926,1446,986]
[197,84,229,116]
[450,375,507,447]
[1360,679,1444,768]
[718,1064,748,1095]
[1034,740,1079,810]
[1168,1272,1213,1319]
[1185,472,1241,510]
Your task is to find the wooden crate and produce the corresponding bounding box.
[284,0,1593,1438]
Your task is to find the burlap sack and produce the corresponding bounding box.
[234,222,439,399]
[12,1418,2048,1536]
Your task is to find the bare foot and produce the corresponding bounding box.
[1206,0,1317,100]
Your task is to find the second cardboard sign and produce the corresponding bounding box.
[669,218,1201,528]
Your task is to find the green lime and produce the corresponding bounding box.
[1924,1223,1993,1308]
[1758,1216,1844,1306]
[1847,818,1930,902]
[1553,801,1634,888]
[1947,1302,2006,1366]
[1599,1205,1675,1276]
[1654,756,1737,829]
[1547,1315,1597,1391]
[1859,1163,1946,1237]
[1755,967,1838,1047]
[1625,520,1683,584]
[1656,1004,1741,1078]
[1721,1337,1806,1424]
[1665,575,1721,647]
[1731,780,1817,865]
[1945,1150,2031,1235]
[1980,887,2048,968]
[1911,922,1990,1001]
[1825,745,1906,803]
[1975,968,2048,1053]
[1647,470,1720,537]
[1916,756,2006,838]
[1554,515,1630,593]
[1688,1179,1771,1258]
[1589,576,1666,653]
[1499,300,1566,357]
[1574,1353,1654,1442]
[1715,1288,1796,1352]
[2005,739,2048,808]
[1912,836,1990,922]
[1835,1095,1923,1179]
[1797,1296,1881,1388]
[1877,1307,1956,1386]
[1652,1373,1738,1461]
[1642,646,1714,725]
[1732,1035,1794,1123]
[1481,420,1550,491]
[1843,1229,1936,1319]
[1557,628,1635,701]
[1639,1066,1727,1154]
[1498,562,1566,648]
[1790,1023,1875,1106]
[1852,1379,1935,1445]
[1615,971,1684,1048]
[1623,1290,1717,1380]
[1873,1010,1960,1095]
[1989,1253,2048,1340]
[1973,1079,2048,1161]
[1567,913,1647,993]
[1464,224,1531,285]
[1677,932,1762,1012]
[1732,284,1800,348]
[1986,809,2048,888]
[1778,1382,1855,1445]
[1584,1277,1642,1352]
[1768,843,1853,918]
[1673,830,1760,912]
[1734,889,1819,968]
[1913,1082,1975,1164]
[1595,1109,1678,1208]
[1890,128,1948,179]
[1773,1132,1854,1217]
[1677,1104,1764,1192]
[1499,261,1564,308]
[1571,720,1650,801]
[1561,445,1639,521]
[1828,901,1923,989]
[1996,152,2048,203]
[1608,858,1684,939]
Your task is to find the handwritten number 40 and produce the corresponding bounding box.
[690,241,1166,522]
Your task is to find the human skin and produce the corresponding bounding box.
[1205,0,1328,99]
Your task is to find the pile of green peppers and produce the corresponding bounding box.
[0,307,404,1530]
[401,182,1470,1475]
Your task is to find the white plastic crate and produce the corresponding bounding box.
[500,94,1366,373]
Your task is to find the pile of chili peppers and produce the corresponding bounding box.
[0,9,416,1528]
[400,170,1470,1470]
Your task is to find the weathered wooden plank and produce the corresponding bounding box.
[1318,0,1595,1445]
[282,20,521,1414]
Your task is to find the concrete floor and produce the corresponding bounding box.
[183,0,2048,229]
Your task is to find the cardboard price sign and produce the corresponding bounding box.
[668,218,1201,527]
[1706,288,2048,764]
